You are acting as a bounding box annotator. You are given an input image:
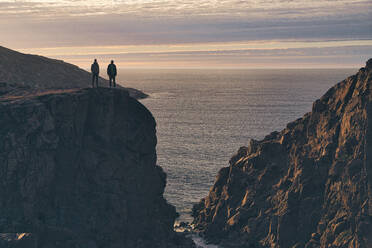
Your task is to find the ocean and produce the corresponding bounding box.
[118,68,355,224]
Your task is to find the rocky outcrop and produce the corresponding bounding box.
[192,59,372,247]
[0,88,193,247]
[0,46,147,99]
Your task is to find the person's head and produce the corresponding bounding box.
[111,60,114,64]
[94,59,97,63]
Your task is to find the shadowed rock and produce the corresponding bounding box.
[192,59,372,247]
[0,88,193,248]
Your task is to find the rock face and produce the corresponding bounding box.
[0,46,147,99]
[193,59,372,247]
[0,88,193,247]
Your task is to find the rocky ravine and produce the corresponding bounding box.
[193,60,372,247]
[0,88,194,248]
[0,46,147,99]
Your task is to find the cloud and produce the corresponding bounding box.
[1,11,371,48]
[18,40,372,56]
[1,0,370,19]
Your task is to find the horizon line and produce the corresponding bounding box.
[100,66,359,70]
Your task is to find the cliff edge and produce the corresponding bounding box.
[0,88,193,247]
[192,60,372,247]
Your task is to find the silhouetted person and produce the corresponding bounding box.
[107,60,117,88]
[91,59,99,88]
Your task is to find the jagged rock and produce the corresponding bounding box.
[192,59,372,247]
[0,46,147,99]
[0,88,194,248]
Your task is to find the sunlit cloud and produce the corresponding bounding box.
[19,40,372,56]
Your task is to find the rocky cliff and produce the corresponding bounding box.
[193,60,372,248]
[0,46,147,99]
[0,88,193,248]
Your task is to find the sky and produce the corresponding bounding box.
[0,0,371,69]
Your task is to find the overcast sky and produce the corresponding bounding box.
[0,0,371,68]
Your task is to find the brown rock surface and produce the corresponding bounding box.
[0,46,147,99]
[192,59,372,248]
[0,88,194,247]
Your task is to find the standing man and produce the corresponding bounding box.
[107,60,117,88]
[91,59,99,88]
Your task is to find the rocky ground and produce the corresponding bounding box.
[192,59,372,248]
[0,46,147,99]
[0,88,194,248]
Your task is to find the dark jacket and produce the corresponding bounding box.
[91,62,99,75]
[107,64,117,77]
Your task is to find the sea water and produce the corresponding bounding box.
[118,69,355,224]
